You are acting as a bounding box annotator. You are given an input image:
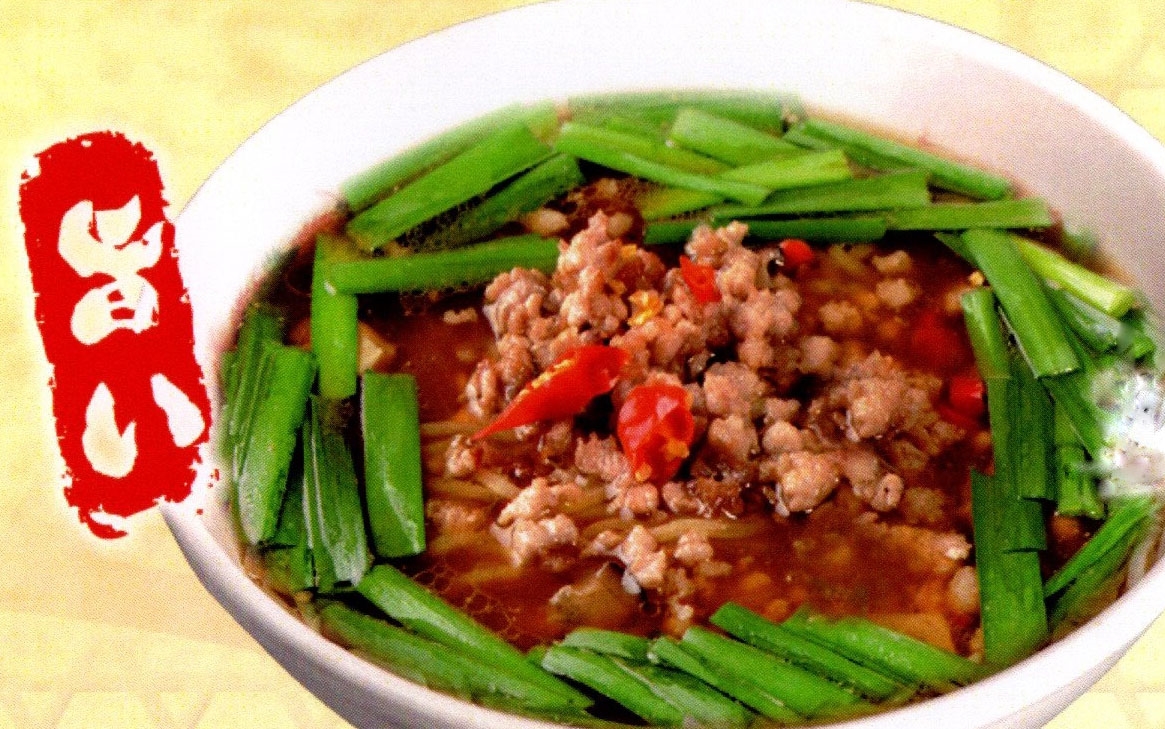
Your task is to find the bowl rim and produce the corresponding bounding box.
[164,0,1165,727]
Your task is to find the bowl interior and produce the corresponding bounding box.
[167,1,1165,727]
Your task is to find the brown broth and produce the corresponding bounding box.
[379,237,993,654]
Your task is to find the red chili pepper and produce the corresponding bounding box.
[616,383,696,484]
[947,373,986,419]
[909,310,967,371]
[473,344,629,439]
[779,238,815,269]
[936,401,982,431]
[679,255,721,303]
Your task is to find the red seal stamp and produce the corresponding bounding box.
[19,131,211,538]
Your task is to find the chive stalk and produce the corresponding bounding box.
[347,124,553,251]
[961,228,1079,378]
[560,628,651,662]
[1044,496,1156,598]
[568,91,794,133]
[319,602,582,713]
[264,459,314,594]
[668,107,800,165]
[1053,404,1104,519]
[326,234,559,295]
[302,397,370,591]
[1012,354,1056,502]
[779,610,993,691]
[970,470,1049,666]
[235,344,316,545]
[311,234,360,400]
[423,153,584,251]
[720,149,854,190]
[556,121,728,175]
[540,646,682,726]
[554,128,770,205]
[611,657,753,727]
[643,216,886,246]
[361,372,425,558]
[1046,285,1126,355]
[226,305,283,480]
[711,169,931,219]
[636,187,724,221]
[357,564,591,708]
[342,102,558,212]
[681,626,868,718]
[884,198,1052,231]
[790,118,1012,199]
[710,603,906,701]
[1048,515,1150,632]
[1017,237,1138,318]
[647,637,803,723]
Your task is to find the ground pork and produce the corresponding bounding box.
[494,514,579,568]
[453,214,978,621]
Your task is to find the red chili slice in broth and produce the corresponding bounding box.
[473,344,629,439]
[616,383,696,484]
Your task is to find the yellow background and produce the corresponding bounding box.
[2,1,1164,727]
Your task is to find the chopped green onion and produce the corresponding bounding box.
[1046,285,1126,355]
[681,625,869,718]
[711,169,931,219]
[342,102,558,212]
[556,121,728,174]
[970,470,1049,666]
[742,216,887,243]
[791,118,1012,200]
[327,234,559,295]
[357,564,591,708]
[311,234,359,400]
[1012,354,1056,502]
[226,305,283,481]
[1053,404,1104,519]
[234,343,316,545]
[568,91,794,133]
[779,610,993,691]
[961,228,1080,378]
[961,287,1010,381]
[720,149,853,190]
[643,216,887,246]
[540,646,682,726]
[560,628,651,662]
[884,199,1052,231]
[361,372,425,558]
[1017,237,1138,318]
[710,603,906,701]
[554,127,769,205]
[668,107,800,165]
[347,123,553,251]
[302,397,370,591]
[319,602,581,713]
[636,187,724,221]
[647,636,803,723]
[423,153,583,251]
[1044,496,1156,598]
[613,657,753,727]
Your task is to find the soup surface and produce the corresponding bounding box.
[229,96,1160,725]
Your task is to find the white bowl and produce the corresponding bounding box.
[164,1,1165,727]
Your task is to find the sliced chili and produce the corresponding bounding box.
[909,310,968,372]
[679,255,721,303]
[779,238,815,269]
[616,383,695,484]
[947,373,986,419]
[473,344,629,439]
